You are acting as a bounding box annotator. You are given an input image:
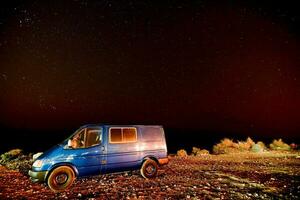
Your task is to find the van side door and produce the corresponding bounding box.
[105,127,140,173]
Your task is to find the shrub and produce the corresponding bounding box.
[251,143,263,153]
[269,139,291,151]
[237,141,250,151]
[213,138,239,154]
[257,141,267,150]
[192,147,209,156]
[192,147,200,155]
[177,149,188,157]
[5,155,33,175]
[0,149,33,175]
[250,141,267,153]
[198,149,210,155]
[0,149,23,164]
[237,137,255,151]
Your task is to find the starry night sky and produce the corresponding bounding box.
[0,1,299,152]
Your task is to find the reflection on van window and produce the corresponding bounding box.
[123,128,136,142]
[70,128,101,148]
[110,128,137,143]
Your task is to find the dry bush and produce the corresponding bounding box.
[192,147,209,156]
[0,149,23,164]
[198,149,210,155]
[251,141,267,153]
[269,139,291,151]
[237,141,250,151]
[257,141,266,149]
[192,147,200,155]
[177,149,188,157]
[0,149,33,175]
[251,143,264,153]
[213,138,239,154]
[237,137,255,151]
[5,155,33,175]
[221,138,237,147]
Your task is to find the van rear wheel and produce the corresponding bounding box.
[140,159,158,179]
[47,166,75,192]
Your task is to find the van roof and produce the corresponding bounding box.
[79,124,163,129]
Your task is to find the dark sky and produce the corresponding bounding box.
[0,1,299,140]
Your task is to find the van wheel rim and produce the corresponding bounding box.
[55,173,68,185]
[146,165,155,174]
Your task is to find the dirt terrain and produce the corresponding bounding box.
[0,152,299,199]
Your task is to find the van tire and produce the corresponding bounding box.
[140,159,158,179]
[47,166,75,192]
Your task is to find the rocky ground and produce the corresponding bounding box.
[0,152,299,200]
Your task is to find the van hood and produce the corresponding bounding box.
[36,145,63,160]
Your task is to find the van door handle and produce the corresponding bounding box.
[101,146,105,151]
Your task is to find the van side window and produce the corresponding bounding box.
[85,129,101,147]
[123,128,136,142]
[141,127,163,142]
[109,127,137,143]
[110,128,122,143]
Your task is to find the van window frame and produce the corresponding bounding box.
[109,127,137,144]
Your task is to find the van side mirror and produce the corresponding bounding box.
[67,139,72,148]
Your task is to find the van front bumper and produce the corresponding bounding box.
[158,158,169,165]
[28,170,48,183]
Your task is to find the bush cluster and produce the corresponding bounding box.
[176,147,210,157]
[212,137,293,154]
[212,137,264,154]
[177,149,188,157]
[269,139,291,151]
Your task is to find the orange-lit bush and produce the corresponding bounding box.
[213,138,239,154]
[269,139,291,151]
[198,149,209,155]
[237,137,255,151]
[251,141,266,153]
[192,147,209,156]
[257,141,267,150]
[177,149,188,157]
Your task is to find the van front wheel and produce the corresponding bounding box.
[47,166,75,192]
[140,159,158,179]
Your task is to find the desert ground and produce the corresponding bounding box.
[0,152,299,200]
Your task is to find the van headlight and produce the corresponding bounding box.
[33,160,43,168]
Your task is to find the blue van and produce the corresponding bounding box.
[28,125,169,192]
